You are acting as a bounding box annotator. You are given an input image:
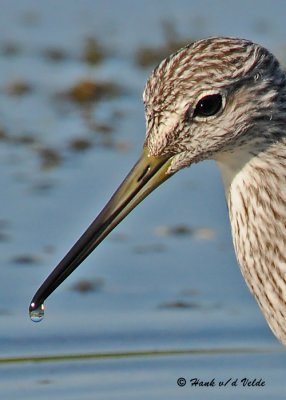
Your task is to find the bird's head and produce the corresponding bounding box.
[143,37,286,173]
[29,37,286,318]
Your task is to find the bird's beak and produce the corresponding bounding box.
[29,146,174,313]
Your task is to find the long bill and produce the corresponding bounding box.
[29,146,174,314]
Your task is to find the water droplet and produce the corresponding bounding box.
[29,302,45,322]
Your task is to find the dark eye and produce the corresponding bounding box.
[193,93,223,118]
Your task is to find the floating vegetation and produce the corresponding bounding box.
[154,224,215,240]
[37,147,63,170]
[0,127,8,141]
[94,123,114,135]
[1,42,21,56]
[83,37,105,65]
[158,300,202,309]
[136,47,168,68]
[43,47,68,62]
[158,299,220,311]
[66,79,120,104]
[6,80,33,96]
[136,22,196,68]
[36,379,52,385]
[12,254,41,265]
[13,134,38,145]
[71,278,104,293]
[68,137,93,152]
[193,227,216,240]
[154,224,193,237]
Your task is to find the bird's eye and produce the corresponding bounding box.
[193,93,223,118]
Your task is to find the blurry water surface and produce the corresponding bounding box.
[0,1,285,398]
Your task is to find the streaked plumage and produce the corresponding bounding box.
[144,37,286,345]
[30,37,286,346]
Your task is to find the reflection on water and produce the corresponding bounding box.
[1,350,285,400]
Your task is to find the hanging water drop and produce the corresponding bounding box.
[29,302,45,322]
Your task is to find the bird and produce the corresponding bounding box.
[30,36,286,346]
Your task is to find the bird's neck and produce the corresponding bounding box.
[216,140,286,345]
